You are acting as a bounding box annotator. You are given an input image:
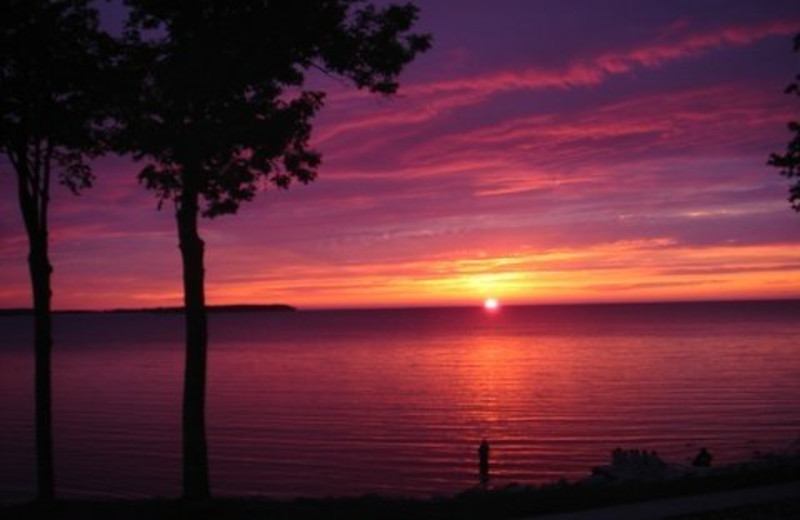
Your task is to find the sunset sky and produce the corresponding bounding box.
[2,0,800,310]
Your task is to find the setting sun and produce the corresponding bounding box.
[484,298,500,311]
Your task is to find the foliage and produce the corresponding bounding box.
[117,0,432,217]
[768,33,800,212]
[0,0,113,199]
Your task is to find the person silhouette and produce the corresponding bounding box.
[478,439,490,485]
[692,447,713,467]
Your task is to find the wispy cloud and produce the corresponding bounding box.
[316,17,800,147]
[409,19,800,96]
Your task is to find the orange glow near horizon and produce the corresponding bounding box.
[201,242,800,308]
[29,240,799,311]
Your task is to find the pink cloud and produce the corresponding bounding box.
[401,84,788,177]
[409,19,800,97]
[313,17,799,151]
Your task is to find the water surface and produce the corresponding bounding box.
[1,301,798,501]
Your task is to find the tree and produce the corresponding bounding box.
[0,0,112,501]
[769,33,800,211]
[116,0,430,500]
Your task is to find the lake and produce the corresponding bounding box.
[1,300,799,501]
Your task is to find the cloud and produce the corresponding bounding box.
[409,19,800,97]
[311,16,799,169]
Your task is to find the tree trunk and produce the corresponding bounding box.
[29,235,55,502]
[177,175,210,500]
[15,153,56,502]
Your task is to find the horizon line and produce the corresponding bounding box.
[1,297,799,315]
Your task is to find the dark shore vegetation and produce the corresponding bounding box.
[3,454,799,520]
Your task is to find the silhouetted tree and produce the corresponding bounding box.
[769,33,800,211]
[0,0,112,501]
[116,0,430,500]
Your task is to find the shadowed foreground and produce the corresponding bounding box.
[3,455,799,520]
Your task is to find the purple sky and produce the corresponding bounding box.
[2,0,799,309]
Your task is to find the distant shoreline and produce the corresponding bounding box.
[0,304,296,316]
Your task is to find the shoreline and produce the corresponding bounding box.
[3,451,798,519]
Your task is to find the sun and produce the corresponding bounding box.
[483,298,500,311]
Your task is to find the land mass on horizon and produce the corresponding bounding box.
[0,304,296,316]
